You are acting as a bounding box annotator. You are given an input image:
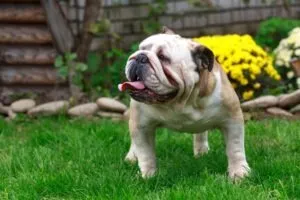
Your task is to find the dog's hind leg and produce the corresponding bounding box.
[193,131,209,158]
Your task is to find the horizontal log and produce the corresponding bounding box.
[0,4,46,23]
[0,85,70,105]
[0,0,40,3]
[0,66,66,85]
[0,25,52,44]
[0,46,56,65]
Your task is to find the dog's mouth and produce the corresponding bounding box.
[118,80,177,104]
[118,81,145,91]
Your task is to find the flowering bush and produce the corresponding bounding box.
[255,17,300,50]
[274,27,300,89]
[194,34,281,100]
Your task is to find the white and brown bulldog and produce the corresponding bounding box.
[118,28,250,180]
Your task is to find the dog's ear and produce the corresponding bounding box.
[192,44,214,72]
[161,26,175,34]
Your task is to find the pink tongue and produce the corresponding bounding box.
[118,81,145,92]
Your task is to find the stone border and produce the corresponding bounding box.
[1,89,300,121]
[0,97,129,121]
[241,89,300,120]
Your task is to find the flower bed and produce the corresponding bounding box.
[194,34,281,100]
[274,27,300,89]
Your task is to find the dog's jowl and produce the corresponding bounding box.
[118,29,250,180]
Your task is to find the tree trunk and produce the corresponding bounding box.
[73,0,103,101]
[76,0,102,62]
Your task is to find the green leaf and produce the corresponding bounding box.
[75,62,88,72]
[87,52,101,73]
[106,51,114,58]
[58,67,68,79]
[90,71,103,87]
[73,73,83,88]
[130,43,139,52]
[54,56,64,68]
[65,52,77,61]
[89,19,111,34]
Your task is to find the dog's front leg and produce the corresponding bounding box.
[222,119,250,180]
[125,142,137,164]
[128,118,157,179]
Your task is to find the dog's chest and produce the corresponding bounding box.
[150,104,224,133]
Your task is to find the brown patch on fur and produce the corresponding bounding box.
[218,62,244,121]
[198,60,218,98]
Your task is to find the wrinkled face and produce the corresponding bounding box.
[118,33,214,104]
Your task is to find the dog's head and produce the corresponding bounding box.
[118,28,215,104]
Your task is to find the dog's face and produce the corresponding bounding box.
[118,32,214,104]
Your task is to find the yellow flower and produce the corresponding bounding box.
[243,90,254,100]
[193,34,281,100]
[274,75,281,81]
[254,83,261,89]
[241,79,249,86]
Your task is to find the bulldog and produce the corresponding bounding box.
[118,28,250,180]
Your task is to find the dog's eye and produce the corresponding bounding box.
[158,54,170,63]
[158,54,165,60]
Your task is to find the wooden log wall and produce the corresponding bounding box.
[0,0,69,104]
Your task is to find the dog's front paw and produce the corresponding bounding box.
[124,151,137,164]
[194,145,209,158]
[141,167,156,179]
[228,162,250,181]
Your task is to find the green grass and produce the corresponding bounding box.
[0,116,300,200]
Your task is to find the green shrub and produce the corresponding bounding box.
[54,43,139,100]
[89,43,139,99]
[255,17,300,51]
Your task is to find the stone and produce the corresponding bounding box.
[96,97,127,113]
[0,103,5,115]
[278,90,300,108]
[266,107,293,118]
[290,104,300,114]
[11,99,36,113]
[7,109,17,120]
[241,96,278,111]
[28,100,69,116]
[0,104,16,120]
[97,111,124,119]
[68,103,98,116]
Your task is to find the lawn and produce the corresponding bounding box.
[0,116,299,200]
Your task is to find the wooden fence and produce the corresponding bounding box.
[60,0,300,49]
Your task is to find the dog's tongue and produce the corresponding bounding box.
[118,81,145,92]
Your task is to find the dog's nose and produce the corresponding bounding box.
[136,53,148,64]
